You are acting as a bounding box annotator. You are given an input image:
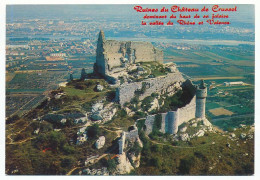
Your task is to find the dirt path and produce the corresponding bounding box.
[66,127,121,175]
[7,121,34,144]
[147,135,195,149]
[7,137,36,145]
[66,167,81,175]
[100,126,122,137]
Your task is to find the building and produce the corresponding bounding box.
[224,81,244,86]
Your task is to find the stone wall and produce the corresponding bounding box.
[94,30,163,77]
[118,126,139,154]
[116,72,184,106]
[125,128,139,141]
[145,95,196,135]
[144,115,155,134]
[144,80,200,135]
[173,95,196,132]
[118,132,126,155]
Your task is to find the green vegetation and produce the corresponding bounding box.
[149,114,163,139]
[129,141,142,155]
[214,116,254,131]
[136,119,146,131]
[158,90,185,112]
[164,45,254,78]
[104,108,135,131]
[140,96,155,112]
[87,124,100,139]
[135,127,254,175]
[6,77,121,175]
[139,61,168,77]
[34,131,67,151]
[134,82,147,96]
[107,159,118,173]
[6,43,255,175]
[80,68,87,81]
[178,156,195,174]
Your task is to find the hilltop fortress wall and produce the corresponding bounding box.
[116,72,184,106]
[144,80,202,134]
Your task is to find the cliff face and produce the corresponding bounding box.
[95,30,163,77]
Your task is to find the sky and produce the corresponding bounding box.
[6,4,255,26]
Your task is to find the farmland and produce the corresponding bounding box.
[162,44,254,130]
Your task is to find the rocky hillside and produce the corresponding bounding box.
[5,74,254,175]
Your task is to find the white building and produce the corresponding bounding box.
[224,81,244,86]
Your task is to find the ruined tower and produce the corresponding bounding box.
[94,30,107,76]
[195,80,207,119]
[118,132,125,154]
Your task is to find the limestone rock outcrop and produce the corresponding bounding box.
[115,152,134,174]
[95,136,106,149]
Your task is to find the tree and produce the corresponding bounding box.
[69,73,73,81]
[80,68,87,81]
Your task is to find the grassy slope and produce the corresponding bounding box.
[134,127,254,175]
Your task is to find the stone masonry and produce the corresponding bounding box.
[116,72,184,106]
[94,30,163,78]
[144,80,207,134]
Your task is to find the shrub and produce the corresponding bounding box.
[117,109,127,117]
[150,157,162,168]
[151,144,161,153]
[133,111,146,120]
[130,96,139,104]
[107,159,117,173]
[129,141,142,155]
[34,131,67,151]
[106,91,116,101]
[178,156,195,174]
[6,115,20,124]
[63,145,75,154]
[141,98,154,111]
[136,119,146,131]
[61,157,75,168]
[87,124,100,139]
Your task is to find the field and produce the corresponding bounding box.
[6,73,15,82]
[163,45,254,79]
[209,108,234,116]
[6,71,68,117]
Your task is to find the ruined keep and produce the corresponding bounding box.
[94,30,163,81]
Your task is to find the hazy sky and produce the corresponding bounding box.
[6,4,255,25]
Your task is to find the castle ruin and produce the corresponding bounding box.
[94,30,163,83]
[93,30,208,136]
